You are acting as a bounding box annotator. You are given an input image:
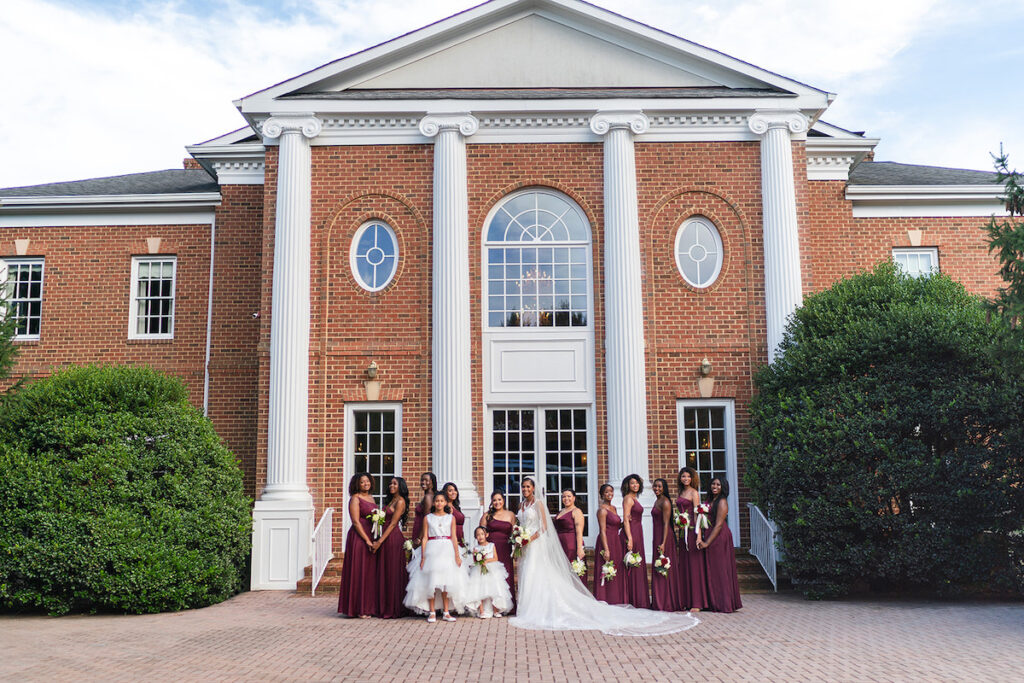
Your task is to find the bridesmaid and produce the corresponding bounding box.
[554,488,586,583]
[620,474,650,608]
[699,477,743,613]
[481,490,517,615]
[443,482,466,546]
[375,476,409,619]
[338,473,379,618]
[650,477,680,612]
[676,467,708,612]
[411,472,437,549]
[594,483,626,605]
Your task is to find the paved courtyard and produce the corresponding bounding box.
[1,591,1021,682]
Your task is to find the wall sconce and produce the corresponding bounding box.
[699,357,713,376]
[698,357,714,398]
[364,361,381,401]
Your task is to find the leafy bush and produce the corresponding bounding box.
[0,366,252,614]
[747,263,1024,598]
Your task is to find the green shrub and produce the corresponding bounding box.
[747,263,1024,598]
[0,365,252,614]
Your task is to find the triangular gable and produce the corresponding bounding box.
[237,0,829,111]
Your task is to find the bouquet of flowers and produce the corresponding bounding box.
[367,507,387,538]
[511,524,530,558]
[653,553,671,577]
[570,558,586,578]
[472,548,489,575]
[402,539,414,561]
[695,503,711,534]
[623,551,642,571]
[600,560,617,586]
[673,509,692,547]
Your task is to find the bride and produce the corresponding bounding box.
[509,478,698,636]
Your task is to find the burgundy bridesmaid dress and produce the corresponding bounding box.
[619,499,650,608]
[593,509,626,605]
[376,503,408,619]
[411,500,427,544]
[338,496,380,617]
[704,511,743,613]
[650,503,680,611]
[486,516,516,614]
[555,511,586,584]
[676,496,708,610]
[451,506,466,546]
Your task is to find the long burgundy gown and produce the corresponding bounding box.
[451,506,466,546]
[411,499,428,544]
[376,503,408,619]
[486,516,516,614]
[676,496,708,610]
[650,501,680,611]
[555,510,586,584]
[593,508,626,605]
[619,498,650,608]
[338,496,379,617]
[704,506,743,613]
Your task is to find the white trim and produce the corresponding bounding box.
[847,184,1007,217]
[342,402,404,550]
[128,255,177,341]
[2,257,45,342]
[349,220,399,292]
[806,139,878,181]
[675,398,740,547]
[0,209,217,228]
[0,193,221,209]
[892,246,939,277]
[674,215,723,288]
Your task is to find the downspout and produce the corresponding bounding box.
[203,215,216,416]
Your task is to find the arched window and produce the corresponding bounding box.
[674,216,723,288]
[350,221,398,292]
[484,189,591,328]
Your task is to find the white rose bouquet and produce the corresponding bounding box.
[402,539,413,561]
[472,548,489,575]
[511,524,530,558]
[623,551,642,571]
[653,553,671,577]
[695,503,711,534]
[366,507,387,538]
[673,509,692,547]
[600,560,617,586]
[570,558,586,578]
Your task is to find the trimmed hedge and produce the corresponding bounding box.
[0,366,251,614]
[747,263,1024,598]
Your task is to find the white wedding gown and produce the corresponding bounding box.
[509,499,699,636]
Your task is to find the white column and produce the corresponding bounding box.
[420,113,482,526]
[251,113,321,590]
[749,111,809,361]
[590,111,657,540]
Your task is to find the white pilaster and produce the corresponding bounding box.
[420,113,482,526]
[590,111,657,541]
[251,114,321,590]
[749,111,809,361]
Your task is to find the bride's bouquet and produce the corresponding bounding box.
[623,551,642,571]
[366,507,387,538]
[695,503,711,534]
[511,524,530,558]
[570,558,586,578]
[653,553,671,577]
[600,560,617,586]
[673,509,692,546]
[402,539,414,561]
[472,548,489,575]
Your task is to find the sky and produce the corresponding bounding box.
[1,0,1022,188]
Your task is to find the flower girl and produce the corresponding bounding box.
[404,492,467,622]
[464,526,514,619]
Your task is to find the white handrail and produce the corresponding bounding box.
[747,503,779,591]
[310,508,334,597]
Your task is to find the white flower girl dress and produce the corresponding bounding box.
[403,512,467,614]
[464,541,513,617]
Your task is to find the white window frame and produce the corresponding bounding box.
[676,399,740,547]
[2,257,45,341]
[349,220,399,292]
[674,215,724,288]
[342,402,403,549]
[892,247,939,278]
[483,404,598,544]
[128,255,177,340]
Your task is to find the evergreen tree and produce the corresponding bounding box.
[985,148,1024,321]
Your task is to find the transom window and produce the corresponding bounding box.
[893,247,938,278]
[129,256,176,339]
[675,216,723,288]
[350,221,399,292]
[485,190,591,328]
[2,258,44,340]
[351,407,401,509]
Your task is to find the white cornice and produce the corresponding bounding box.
[806,138,878,181]
[846,184,1007,217]
[186,141,267,185]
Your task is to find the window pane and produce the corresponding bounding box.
[352,409,399,508]
[675,217,724,288]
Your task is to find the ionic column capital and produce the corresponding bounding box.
[419,113,479,138]
[748,111,809,136]
[590,110,649,136]
[262,114,322,140]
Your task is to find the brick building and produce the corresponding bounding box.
[0,0,1006,590]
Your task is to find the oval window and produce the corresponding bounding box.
[350,221,399,292]
[674,216,723,288]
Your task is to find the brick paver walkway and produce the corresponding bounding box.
[1,592,1021,681]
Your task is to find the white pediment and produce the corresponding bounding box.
[349,15,719,90]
